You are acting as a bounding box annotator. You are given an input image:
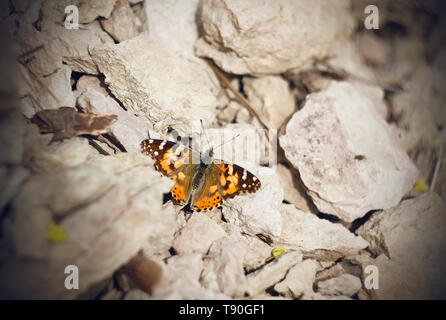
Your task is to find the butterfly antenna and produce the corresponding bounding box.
[213,134,241,151]
[200,119,212,150]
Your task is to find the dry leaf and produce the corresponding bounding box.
[31,107,118,142]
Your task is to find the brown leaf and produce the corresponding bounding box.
[31,107,117,142]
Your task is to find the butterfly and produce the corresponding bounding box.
[140,138,261,212]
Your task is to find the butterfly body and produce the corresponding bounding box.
[140,138,261,212]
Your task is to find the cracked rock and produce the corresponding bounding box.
[280,81,418,222]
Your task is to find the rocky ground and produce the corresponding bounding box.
[0,0,445,300]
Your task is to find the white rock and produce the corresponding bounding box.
[274,259,321,299]
[172,213,226,255]
[222,166,283,242]
[195,0,354,75]
[78,0,117,23]
[316,274,362,297]
[276,164,313,213]
[0,167,29,212]
[33,64,76,112]
[75,75,109,97]
[0,153,175,299]
[200,238,246,297]
[42,20,114,75]
[243,76,295,129]
[277,204,369,260]
[77,87,151,154]
[221,223,271,272]
[0,112,26,166]
[91,34,218,134]
[356,192,446,299]
[245,250,302,296]
[101,0,138,42]
[280,81,418,222]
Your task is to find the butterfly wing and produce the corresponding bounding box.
[141,139,194,205]
[216,162,261,199]
[191,161,261,212]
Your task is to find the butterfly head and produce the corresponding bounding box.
[201,147,214,165]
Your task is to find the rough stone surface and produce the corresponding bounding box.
[200,238,246,297]
[195,0,354,75]
[222,166,283,242]
[221,223,271,272]
[276,164,313,213]
[77,87,151,154]
[91,34,218,134]
[245,250,303,296]
[276,204,369,261]
[172,213,226,255]
[78,0,117,23]
[356,192,446,299]
[316,274,362,297]
[274,259,321,299]
[101,0,138,42]
[243,76,295,129]
[0,153,176,299]
[280,81,418,222]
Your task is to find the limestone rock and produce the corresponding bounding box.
[280,81,418,222]
[243,76,295,129]
[356,192,446,299]
[277,204,369,261]
[200,238,246,297]
[0,153,175,299]
[91,34,218,134]
[172,213,226,255]
[316,274,362,297]
[195,0,354,75]
[77,87,151,154]
[276,164,313,213]
[78,0,117,23]
[245,250,303,296]
[222,166,283,242]
[221,223,271,272]
[101,0,138,42]
[274,259,321,299]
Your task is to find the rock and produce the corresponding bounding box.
[355,32,391,67]
[195,0,354,75]
[243,76,295,129]
[24,135,97,172]
[42,20,114,75]
[221,223,271,272]
[217,100,242,124]
[32,64,76,112]
[0,167,29,212]
[17,20,113,77]
[41,0,81,24]
[245,250,302,296]
[77,87,151,154]
[78,0,117,23]
[0,112,27,166]
[316,274,362,297]
[277,204,369,261]
[274,259,321,299]
[75,75,109,97]
[222,166,283,242]
[356,192,446,299]
[280,81,418,222]
[315,263,347,283]
[389,65,441,152]
[90,34,218,134]
[0,153,175,299]
[200,238,246,297]
[101,0,137,42]
[172,213,226,255]
[276,164,313,213]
